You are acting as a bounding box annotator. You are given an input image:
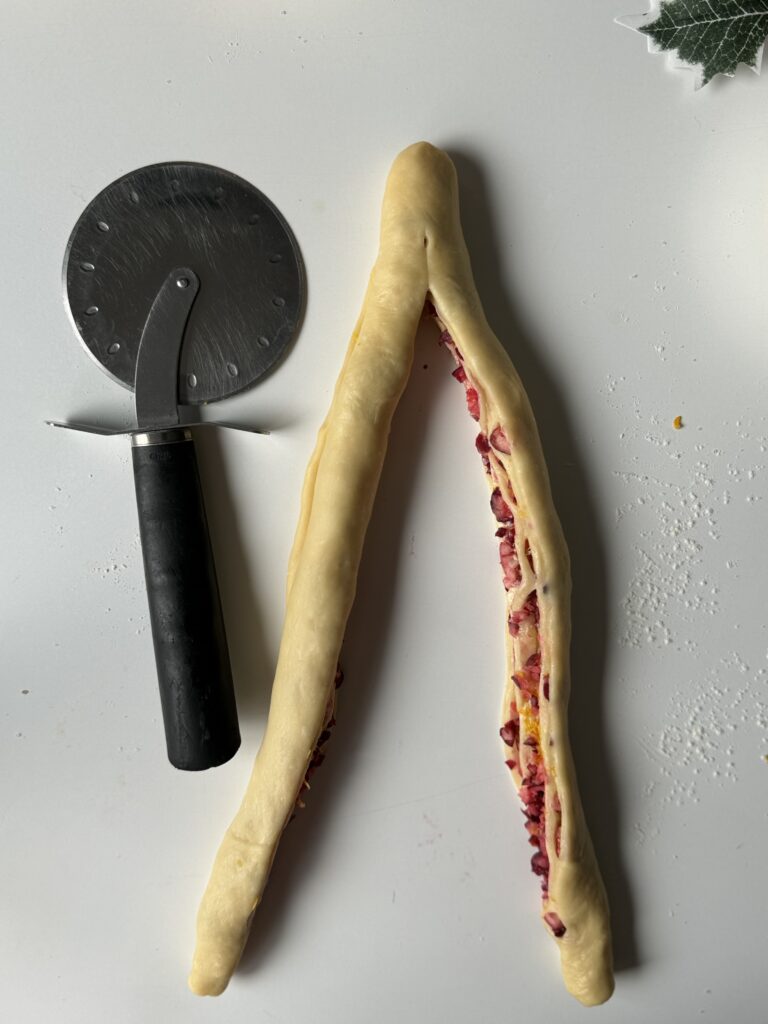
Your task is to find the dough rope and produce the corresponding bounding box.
[189,142,613,1006]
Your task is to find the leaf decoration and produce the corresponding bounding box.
[619,1,768,88]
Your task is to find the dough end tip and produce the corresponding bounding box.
[188,967,229,997]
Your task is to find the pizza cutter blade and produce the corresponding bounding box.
[59,161,305,771]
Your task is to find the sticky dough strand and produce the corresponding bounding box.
[189,143,613,1006]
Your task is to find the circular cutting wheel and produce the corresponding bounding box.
[63,162,305,406]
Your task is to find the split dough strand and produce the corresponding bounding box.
[189,142,613,1006]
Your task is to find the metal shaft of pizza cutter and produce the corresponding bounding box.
[131,267,240,771]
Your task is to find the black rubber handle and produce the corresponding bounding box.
[132,432,240,770]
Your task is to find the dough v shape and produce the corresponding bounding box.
[189,143,614,1007]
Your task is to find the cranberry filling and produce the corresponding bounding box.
[442,328,480,420]
[295,663,341,811]
[499,531,522,589]
[520,758,549,893]
[508,590,539,636]
[434,307,562,913]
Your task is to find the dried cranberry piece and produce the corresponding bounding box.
[542,676,550,701]
[466,386,480,420]
[520,783,543,807]
[512,671,538,696]
[475,433,491,472]
[544,911,566,938]
[500,718,519,747]
[531,851,549,876]
[523,653,541,688]
[452,365,467,383]
[489,425,511,454]
[490,488,514,523]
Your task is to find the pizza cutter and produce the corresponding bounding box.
[52,162,305,771]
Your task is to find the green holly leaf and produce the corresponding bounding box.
[619,1,768,88]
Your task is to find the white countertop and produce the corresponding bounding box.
[2,3,767,1021]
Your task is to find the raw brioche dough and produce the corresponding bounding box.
[189,142,613,1006]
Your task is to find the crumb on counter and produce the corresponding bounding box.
[673,415,683,430]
